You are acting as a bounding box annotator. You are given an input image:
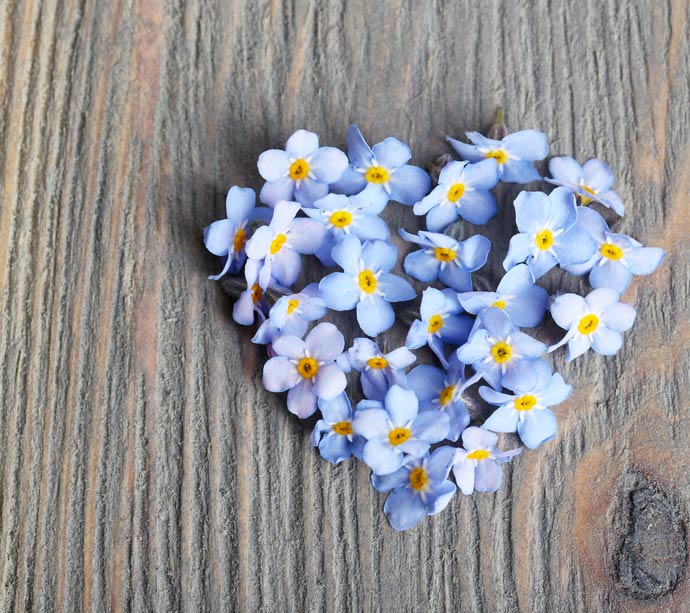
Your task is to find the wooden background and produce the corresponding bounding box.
[1,0,689,611]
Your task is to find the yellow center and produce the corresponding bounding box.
[287,299,299,315]
[467,449,491,461]
[388,427,412,446]
[364,166,389,184]
[485,149,508,164]
[434,247,456,262]
[251,284,263,303]
[296,357,319,379]
[289,159,309,180]
[329,210,353,228]
[358,270,378,294]
[490,299,506,309]
[409,467,428,491]
[581,185,597,196]
[600,243,623,260]
[233,228,246,252]
[269,233,287,255]
[332,421,352,436]
[515,395,537,411]
[439,385,456,406]
[577,314,599,335]
[447,183,465,202]
[491,341,512,363]
[535,229,554,250]
[427,314,444,333]
[367,357,388,369]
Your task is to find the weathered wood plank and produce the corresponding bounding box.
[1,0,689,611]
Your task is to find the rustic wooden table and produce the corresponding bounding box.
[1,1,689,611]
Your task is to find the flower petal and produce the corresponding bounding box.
[319,273,359,311]
[501,160,541,183]
[550,294,587,329]
[378,273,416,302]
[590,327,623,355]
[589,260,631,293]
[582,158,614,192]
[502,130,548,161]
[601,302,636,331]
[548,156,583,185]
[313,363,347,400]
[331,234,363,272]
[285,129,319,158]
[263,356,300,392]
[453,459,476,495]
[357,296,395,336]
[257,149,290,182]
[474,460,503,492]
[259,177,295,207]
[518,409,558,449]
[383,487,427,531]
[204,219,234,256]
[462,426,497,450]
[346,124,374,168]
[352,408,390,439]
[388,165,432,205]
[457,190,498,225]
[446,135,484,162]
[318,393,352,422]
[384,384,419,424]
[372,137,411,169]
[225,186,256,221]
[411,410,450,443]
[426,203,460,232]
[287,379,318,418]
[306,322,345,361]
[361,239,398,272]
[404,250,440,283]
[318,433,352,464]
[309,147,349,183]
[482,406,519,433]
[288,219,327,253]
[363,438,404,475]
[624,247,666,275]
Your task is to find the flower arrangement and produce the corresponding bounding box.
[203,117,665,531]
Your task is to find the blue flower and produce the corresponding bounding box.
[452,427,521,495]
[245,200,326,287]
[503,187,597,279]
[372,446,458,531]
[347,338,416,401]
[399,230,491,292]
[405,288,473,367]
[546,156,625,215]
[458,263,549,328]
[310,393,365,464]
[446,129,548,184]
[262,322,347,418]
[331,124,431,206]
[480,360,572,449]
[257,129,349,208]
[413,160,499,230]
[406,354,470,442]
[352,385,450,475]
[456,308,547,391]
[232,258,275,326]
[548,288,636,361]
[562,207,666,293]
[319,235,416,337]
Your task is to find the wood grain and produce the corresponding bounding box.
[1,0,689,611]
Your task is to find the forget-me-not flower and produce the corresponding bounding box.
[310,393,365,464]
[352,385,450,475]
[319,235,416,337]
[446,129,548,184]
[262,322,347,418]
[413,159,499,230]
[257,129,349,208]
[331,124,431,206]
[233,258,273,326]
[547,156,625,215]
[400,230,491,292]
[548,288,636,361]
[503,187,597,279]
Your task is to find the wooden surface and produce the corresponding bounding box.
[1,1,689,611]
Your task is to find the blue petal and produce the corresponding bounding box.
[318,433,353,464]
[285,129,319,158]
[554,226,597,266]
[319,273,359,310]
[259,177,295,207]
[287,379,318,417]
[204,219,234,256]
[438,265,472,292]
[509,331,546,358]
[330,166,367,195]
[528,252,557,279]
[517,409,557,449]
[425,481,457,515]
[309,147,349,183]
[496,263,534,293]
[226,186,256,221]
[456,330,491,364]
[352,215,390,241]
[457,292,496,315]
[357,296,395,336]
[582,158,614,192]
[601,302,636,332]
[271,249,302,286]
[426,203,459,232]
[413,184,445,216]
[383,487,427,531]
[263,356,300,392]
[548,186,579,230]
[318,393,353,422]
[460,234,491,270]
[257,149,290,182]
[548,156,582,185]
[378,273,416,302]
[371,467,409,492]
[407,365,445,402]
[457,190,497,225]
[411,410,449,443]
[506,286,549,327]
[501,160,541,183]
[419,287,448,320]
[363,438,403,475]
[445,136,484,162]
[539,373,573,406]
[503,233,533,270]
[479,307,513,339]
[388,165,432,205]
[406,320,429,349]
[331,234,362,271]
[502,130,548,161]
[624,247,665,275]
[589,260,631,293]
[462,158,499,190]
[440,314,473,346]
[404,250,440,283]
[294,178,329,208]
[590,327,623,355]
[346,124,374,168]
[474,460,503,492]
[514,191,551,232]
[372,137,411,169]
[361,239,397,272]
[384,385,419,424]
[482,406,518,433]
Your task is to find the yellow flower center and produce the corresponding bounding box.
[269,233,287,255]
[364,166,389,184]
[332,421,352,436]
[287,299,299,315]
[581,185,597,196]
[289,159,309,180]
[447,183,465,202]
[329,210,353,228]
[388,427,412,446]
[233,228,246,252]
[296,357,319,379]
[358,270,378,294]
[485,149,508,164]
[439,385,456,406]
[427,314,444,334]
[491,341,512,363]
[467,449,491,461]
[367,357,388,369]
[251,284,263,303]
[409,467,428,491]
[600,243,623,260]
[577,314,599,335]
[434,247,456,262]
[515,395,537,411]
[535,229,554,250]
[490,299,506,310]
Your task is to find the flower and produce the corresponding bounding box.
[233,258,273,325]
[406,353,470,442]
[546,156,625,215]
[371,446,458,531]
[347,338,416,401]
[446,129,548,184]
[457,263,549,328]
[548,288,636,361]
[245,200,326,287]
[456,308,547,391]
[352,385,450,475]
[310,393,365,464]
[252,283,327,344]
[452,427,521,495]
[503,187,597,279]
[262,322,347,418]
[257,129,349,207]
[562,207,666,293]
[413,159,499,230]
[480,360,572,449]
[399,230,491,292]
[331,124,431,206]
[405,287,473,367]
[319,235,416,337]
